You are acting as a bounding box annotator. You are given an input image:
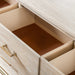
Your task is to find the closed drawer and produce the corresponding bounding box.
[40,41,75,75]
[0,57,17,75]
[0,44,30,75]
[0,7,74,75]
[0,0,18,14]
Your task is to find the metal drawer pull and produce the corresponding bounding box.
[0,66,8,75]
[0,44,15,57]
[0,44,24,69]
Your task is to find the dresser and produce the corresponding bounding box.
[0,0,75,75]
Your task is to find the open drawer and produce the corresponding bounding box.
[49,49,75,75]
[0,7,74,75]
[40,41,75,75]
[0,0,18,14]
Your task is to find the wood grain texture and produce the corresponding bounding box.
[0,0,9,8]
[13,24,63,55]
[0,57,18,75]
[18,0,75,39]
[0,23,39,75]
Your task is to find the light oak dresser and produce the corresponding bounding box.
[0,0,75,75]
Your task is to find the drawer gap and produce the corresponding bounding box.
[13,23,63,55]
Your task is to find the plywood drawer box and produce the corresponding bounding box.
[0,0,18,14]
[49,49,75,75]
[0,6,74,75]
[40,41,75,75]
[0,0,75,75]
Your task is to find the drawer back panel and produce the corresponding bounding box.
[0,8,35,31]
[35,16,73,43]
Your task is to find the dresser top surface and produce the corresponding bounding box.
[19,0,75,38]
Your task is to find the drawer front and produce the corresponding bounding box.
[0,47,29,75]
[0,23,40,75]
[0,57,17,75]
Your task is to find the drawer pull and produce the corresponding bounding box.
[0,44,15,57]
[0,66,8,75]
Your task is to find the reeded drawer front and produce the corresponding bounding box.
[0,57,17,75]
[0,44,29,75]
[0,0,18,14]
[0,6,74,75]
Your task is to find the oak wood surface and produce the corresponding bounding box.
[13,24,63,55]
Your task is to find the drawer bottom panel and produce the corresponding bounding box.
[13,23,63,55]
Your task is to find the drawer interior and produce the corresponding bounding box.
[0,0,17,8]
[0,0,9,8]
[13,23,63,55]
[49,49,75,75]
[42,40,75,75]
[42,41,74,61]
[0,7,73,55]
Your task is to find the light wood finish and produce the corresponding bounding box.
[0,8,35,31]
[35,16,73,43]
[0,57,18,75]
[0,44,15,57]
[0,23,39,75]
[50,49,75,75]
[0,7,74,75]
[40,57,64,75]
[13,24,63,55]
[0,0,18,14]
[18,0,75,39]
[40,41,75,75]
[42,41,74,61]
